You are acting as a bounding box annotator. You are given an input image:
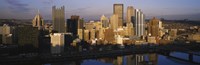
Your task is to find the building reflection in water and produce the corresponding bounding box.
[43,54,158,65]
[148,53,158,65]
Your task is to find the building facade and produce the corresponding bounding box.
[135,9,145,37]
[52,6,66,33]
[126,6,135,23]
[32,10,44,29]
[113,4,124,27]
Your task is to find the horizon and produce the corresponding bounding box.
[0,0,200,20]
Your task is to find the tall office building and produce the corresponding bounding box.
[67,15,80,36]
[126,6,135,23]
[135,9,145,37]
[100,15,109,28]
[113,4,124,27]
[52,6,66,33]
[110,14,119,30]
[148,17,163,37]
[32,10,44,29]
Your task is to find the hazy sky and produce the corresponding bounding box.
[0,0,200,20]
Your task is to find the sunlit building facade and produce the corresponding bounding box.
[52,6,66,33]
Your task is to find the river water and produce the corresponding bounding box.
[43,52,200,65]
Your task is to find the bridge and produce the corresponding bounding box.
[0,43,200,64]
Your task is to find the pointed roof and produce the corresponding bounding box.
[100,15,108,20]
[32,9,44,27]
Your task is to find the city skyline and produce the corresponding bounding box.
[0,0,200,20]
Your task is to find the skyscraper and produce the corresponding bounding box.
[52,6,66,33]
[66,15,80,36]
[148,17,162,37]
[135,9,145,37]
[126,6,135,23]
[110,14,119,30]
[32,10,44,29]
[113,4,123,27]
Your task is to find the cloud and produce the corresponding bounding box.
[4,0,30,12]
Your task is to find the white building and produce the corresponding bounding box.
[135,9,145,37]
[50,33,72,54]
[115,35,123,45]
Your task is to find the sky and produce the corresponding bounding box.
[0,0,200,20]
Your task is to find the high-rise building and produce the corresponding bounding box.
[148,17,163,37]
[110,14,119,30]
[67,15,84,39]
[100,15,109,28]
[135,9,145,37]
[52,6,66,33]
[126,6,135,23]
[66,15,80,36]
[32,10,44,29]
[113,4,124,27]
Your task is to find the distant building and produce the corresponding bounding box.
[0,24,13,35]
[115,35,123,45]
[113,4,124,27]
[101,15,109,28]
[0,24,13,44]
[52,6,66,33]
[148,17,163,37]
[77,29,84,39]
[169,29,177,40]
[90,29,96,40]
[96,28,105,40]
[66,15,80,36]
[110,14,119,30]
[126,22,134,36]
[188,33,200,42]
[104,28,115,43]
[126,6,135,23]
[50,33,73,54]
[13,26,39,48]
[32,10,44,29]
[147,36,157,44]
[84,30,90,41]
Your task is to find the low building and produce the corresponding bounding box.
[13,26,39,48]
[115,35,123,45]
[2,34,12,44]
[188,34,200,42]
[147,36,157,44]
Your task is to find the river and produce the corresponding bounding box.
[43,52,200,65]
